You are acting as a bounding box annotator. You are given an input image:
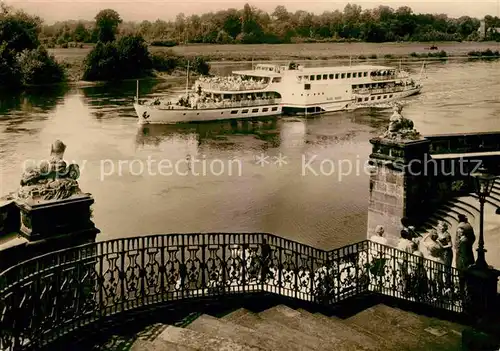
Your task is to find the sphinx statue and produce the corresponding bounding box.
[382,103,421,141]
[17,140,83,203]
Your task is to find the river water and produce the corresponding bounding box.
[0,59,499,250]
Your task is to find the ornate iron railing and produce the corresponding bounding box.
[0,233,463,350]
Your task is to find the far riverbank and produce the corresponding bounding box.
[49,41,500,83]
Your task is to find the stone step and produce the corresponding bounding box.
[258,305,377,351]
[443,201,477,219]
[221,307,253,323]
[131,338,198,351]
[157,325,259,351]
[295,309,384,351]
[186,313,288,351]
[345,307,425,351]
[372,304,465,349]
[345,304,464,351]
[227,309,325,350]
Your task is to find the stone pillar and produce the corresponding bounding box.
[463,266,499,323]
[366,103,430,245]
[367,137,431,245]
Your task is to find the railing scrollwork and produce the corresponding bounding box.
[0,233,464,350]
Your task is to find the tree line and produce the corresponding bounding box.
[41,4,500,46]
[0,6,209,88]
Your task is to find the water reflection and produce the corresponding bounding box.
[136,118,281,149]
[0,85,69,116]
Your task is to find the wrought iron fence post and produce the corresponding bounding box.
[324,250,331,305]
[160,236,165,302]
[140,236,146,306]
[278,241,283,297]
[201,234,206,296]
[120,240,126,313]
[242,235,246,294]
[180,235,186,299]
[221,234,226,296]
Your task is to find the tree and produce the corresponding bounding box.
[73,23,89,42]
[0,4,41,52]
[94,9,122,43]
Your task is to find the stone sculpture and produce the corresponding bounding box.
[17,140,82,203]
[383,103,421,141]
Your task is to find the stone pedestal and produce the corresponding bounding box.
[367,137,431,245]
[15,194,97,241]
[0,194,99,272]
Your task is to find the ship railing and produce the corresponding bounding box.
[197,82,270,92]
[353,86,411,95]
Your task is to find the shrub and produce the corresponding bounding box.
[82,41,119,81]
[409,52,419,57]
[61,42,68,48]
[358,55,366,60]
[150,40,177,47]
[189,56,210,75]
[0,42,22,89]
[151,50,180,72]
[384,54,394,59]
[16,46,65,85]
[82,34,152,81]
[115,34,152,76]
[368,54,377,59]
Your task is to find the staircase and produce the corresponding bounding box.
[416,180,500,262]
[128,304,466,351]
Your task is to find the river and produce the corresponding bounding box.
[0,59,499,250]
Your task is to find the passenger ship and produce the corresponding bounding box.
[133,61,423,124]
[257,62,423,115]
[133,64,283,124]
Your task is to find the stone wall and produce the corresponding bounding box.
[367,130,500,244]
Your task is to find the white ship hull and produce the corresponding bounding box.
[282,86,422,115]
[134,103,282,124]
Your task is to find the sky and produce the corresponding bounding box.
[4,0,500,24]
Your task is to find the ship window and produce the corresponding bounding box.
[272,107,278,111]
[197,113,200,115]
[383,95,387,99]
[358,98,362,102]
[347,73,351,78]
[341,73,345,79]
[364,97,369,101]
[316,75,321,80]
[310,75,315,80]
[252,108,259,113]
[358,72,362,77]
[242,109,249,113]
[263,108,268,112]
[221,112,224,114]
[364,72,368,77]
[377,96,381,100]
[273,77,281,83]
[329,74,334,79]
[231,110,238,114]
[353,73,357,78]
[335,73,339,79]
[304,84,311,90]
[323,74,327,79]
[371,97,375,100]
[389,94,393,98]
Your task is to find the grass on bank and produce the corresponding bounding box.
[51,43,500,83]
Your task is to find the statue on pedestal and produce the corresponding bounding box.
[17,140,82,203]
[383,103,421,141]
